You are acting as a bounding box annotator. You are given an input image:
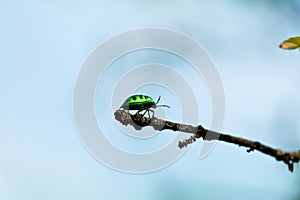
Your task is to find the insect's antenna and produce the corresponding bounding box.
[156,96,170,108]
[156,104,171,108]
[155,96,161,104]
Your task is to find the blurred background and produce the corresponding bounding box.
[1,0,300,199]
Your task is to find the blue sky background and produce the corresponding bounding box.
[1,0,300,199]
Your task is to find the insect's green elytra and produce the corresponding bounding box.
[120,94,170,118]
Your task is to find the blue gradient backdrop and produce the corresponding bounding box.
[1,1,300,199]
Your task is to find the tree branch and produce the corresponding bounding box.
[114,109,300,172]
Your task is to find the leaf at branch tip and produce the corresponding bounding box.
[279,36,300,50]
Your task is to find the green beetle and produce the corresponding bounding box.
[120,94,170,118]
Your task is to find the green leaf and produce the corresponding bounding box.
[279,36,300,50]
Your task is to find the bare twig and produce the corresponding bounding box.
[114,109,300,172]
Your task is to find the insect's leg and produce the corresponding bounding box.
[135,109,145,116]
[148,109,154,118]
[146,110,150,118]
[141,109,148,117]
[134,110,140,115]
